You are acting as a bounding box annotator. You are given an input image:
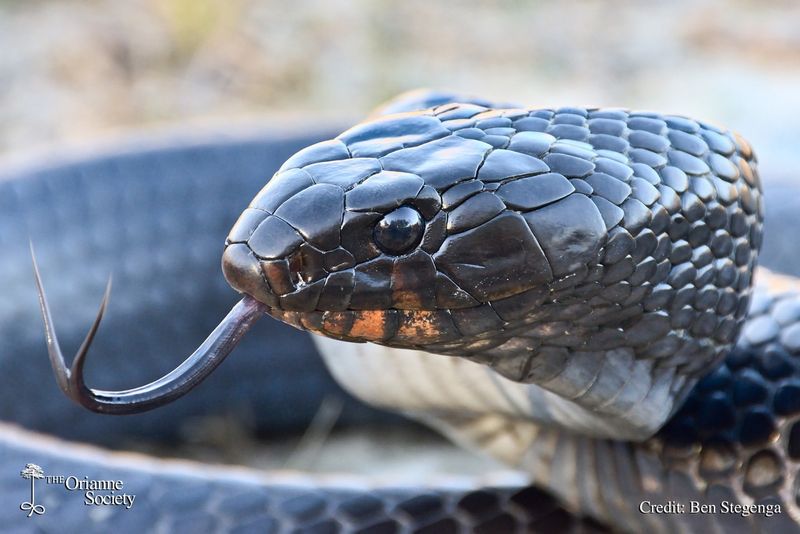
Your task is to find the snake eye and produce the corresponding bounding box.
[374,206,425,255]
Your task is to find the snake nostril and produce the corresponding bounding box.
[374,206,425,255]
[290,270,305,287]
[287,245,327,288]
[288,253,305,287]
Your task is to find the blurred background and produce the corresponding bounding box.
[2,0,800,181]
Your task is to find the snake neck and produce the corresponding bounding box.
[380,276,750,439]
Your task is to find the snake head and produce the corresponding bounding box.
[222,109,611,347]
[223,102,764,437]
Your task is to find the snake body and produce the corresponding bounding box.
[1,93,800,532]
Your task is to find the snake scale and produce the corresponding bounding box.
[2,91,800,533]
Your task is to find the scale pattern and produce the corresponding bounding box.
[513,289,800,533]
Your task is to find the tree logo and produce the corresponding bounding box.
[19,463,46,517]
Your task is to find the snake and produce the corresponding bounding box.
[2,90,800,533]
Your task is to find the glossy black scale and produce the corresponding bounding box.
[654,291,800,508]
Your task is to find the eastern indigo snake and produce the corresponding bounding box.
[2,91,800,532]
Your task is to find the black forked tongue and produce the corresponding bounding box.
[30,244,266,415]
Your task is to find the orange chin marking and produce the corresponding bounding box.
[349,310,393,342]
[270,307,460,345]
[394,310,455,344]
